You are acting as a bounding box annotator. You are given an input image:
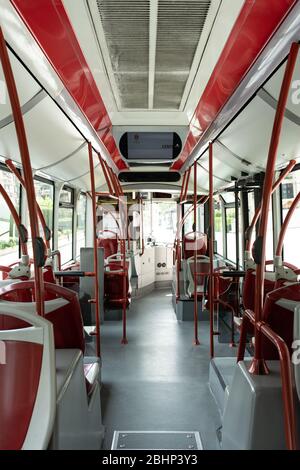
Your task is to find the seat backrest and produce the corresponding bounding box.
[0,281,85,353]
[262,283,300,359]
[186,255,210,297]
[0,306,55,449]
[183,231,207,259]
[97,230,118,259]
[105,262,130,298]
[243,269,276,311]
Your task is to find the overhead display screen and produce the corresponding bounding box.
[119,132,182,160]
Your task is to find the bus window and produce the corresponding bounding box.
[152,201,177,244]
[225,207,236,263]
[34,177,54,246]
[214,199,224,256]
[143,200,152,242]
[266,205,274,262]
[281,169,300,266]
[183,203,193,234]
[76,193,86,258]
[248,192,255,227]
[0,167,20,265]
[58,187,74,264]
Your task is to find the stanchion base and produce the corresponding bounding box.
[248,358,269,375]
[193,339,200,346]
[229,342,236,348]
[121,338,128,345]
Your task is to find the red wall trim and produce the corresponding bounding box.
[11,0,127,170]
[171,0,297,171]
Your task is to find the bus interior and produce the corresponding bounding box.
[0,0,300,452]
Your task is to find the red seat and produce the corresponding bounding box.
[243,268,275,311]
[97,230,118,259]
[61,261,80,292]
[0,341,43,449]
[0,281,85,353]
[104,262,131,309]
[183,231,207,259]
[262,283,300,359]
[0,307,55,450]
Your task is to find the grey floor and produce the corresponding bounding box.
[100,288,237,450]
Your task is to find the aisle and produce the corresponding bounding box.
[100,289,235,450]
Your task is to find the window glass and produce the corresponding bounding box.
[34,178,54,236]
[226,207,236,263]
[214,200,224,256]
[152,201,177,244]
[183,203,194,234]
[143,200,152,242]
[60,187,73,204]
[281,170,300,266]
[76,193,86,257]
[248,192,256,226]
[58,187,74,265]
[0,168,20,265]
[266,205,274,262]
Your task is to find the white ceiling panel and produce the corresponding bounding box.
[263,53,300,118]
[0,50,41,121]
[0,95,83,169]
[219,97,300,171]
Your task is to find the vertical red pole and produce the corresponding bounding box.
[0,28,44,316]
[250,42,299,375]
[88,143,101,357]
[208,142,214,358]
[193,161,200,345]
[120,196,128,344]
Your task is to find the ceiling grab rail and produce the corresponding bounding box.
[88,142,101,357]
[182,166,192,203]
[0,27,45,316]
[0,183,28,258]
[245,159,296,257]
[250,42,299,377]
[179,170,187,203]
[98,153,114,196]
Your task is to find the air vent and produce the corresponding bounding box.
[96,0,150,109]
[118,171,181,183]
[90,0,212,110]
[154,1,211,109]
